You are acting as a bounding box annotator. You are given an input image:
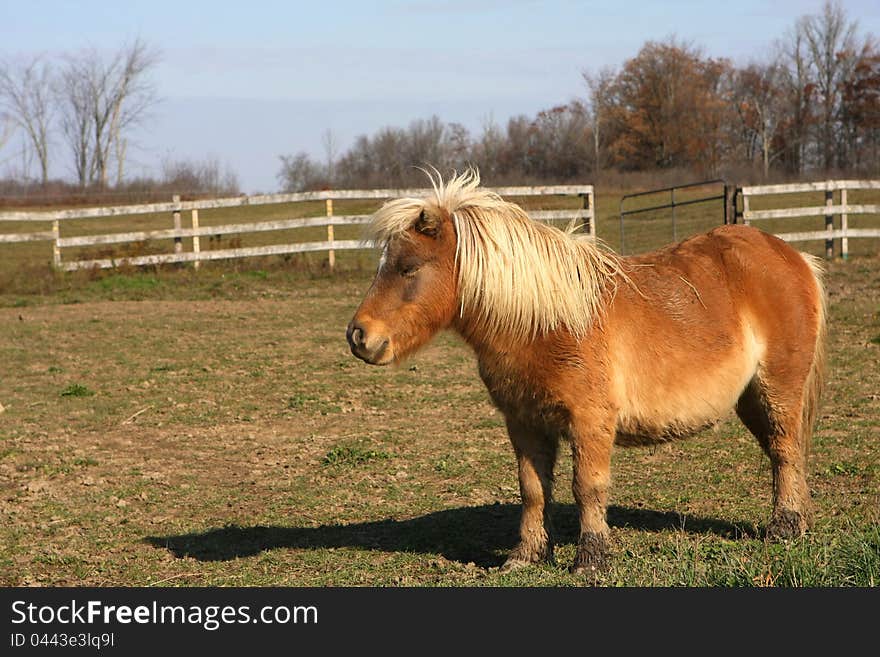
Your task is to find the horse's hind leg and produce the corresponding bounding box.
[736,374,811,539]
[502,418,559,569]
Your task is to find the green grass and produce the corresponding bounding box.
[322,445,391,467]
[60,383,95,397]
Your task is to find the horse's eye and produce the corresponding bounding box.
[398,258,421,277]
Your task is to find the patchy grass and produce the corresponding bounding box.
[0,251,877,587]
[322,444,390,467]
[60,383,95,397]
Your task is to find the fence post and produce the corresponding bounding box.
[824,189,834,259]
[840,187,848,260]
[52,219,61,268]
[580,191,595,238]
[589,189,596,239]
[191,209,201,270]
[171,194,182,257]
[742,192,750,226]
[326,198,335,270]
[670,187,677,242]
[723,184,732,224]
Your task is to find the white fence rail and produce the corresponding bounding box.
[0,186,595,271]
[739,179,880,258]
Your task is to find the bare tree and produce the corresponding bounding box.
[839,39,880,171]
[328,116,475,187]
[115,135,128,185]
[0,55,54,183]
[445,122,471,171]
[583,67,616,172]
[57,39,159,188]
[801,0,859,171]
[734,61,788,177]
[161,156,239,194]
[321,128,338,184]
[777,23,816,173]
[0,113,13,153]
[527,102,592,180]
[470,113,503,179]
[98,39,159,186]
[278,152,325,192]
[57,58,93,186]
[404,116,449,176]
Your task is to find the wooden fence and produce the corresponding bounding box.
[0,185,595,271]
[738,180,880,258]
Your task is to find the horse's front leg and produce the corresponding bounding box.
[569,414,615,577]
[502,417,559,570]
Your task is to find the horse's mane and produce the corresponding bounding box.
[368,168,625,341]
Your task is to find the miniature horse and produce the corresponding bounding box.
[346,169,826,575]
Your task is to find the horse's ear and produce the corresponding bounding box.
[415,209,440,237]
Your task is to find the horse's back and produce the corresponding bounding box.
[623,224,820,337]
[606,224,823,445]
[666,225,823,350]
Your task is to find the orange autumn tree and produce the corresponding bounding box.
[604,39,734,175]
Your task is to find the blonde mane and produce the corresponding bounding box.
[368,169,625,341]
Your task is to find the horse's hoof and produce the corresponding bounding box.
[500,557,533,573]
[569,563,603,585]
[571,532,608,578]
[501,543,554,571]
[766,510,808,540]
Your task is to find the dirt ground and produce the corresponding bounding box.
[0,257,878,586]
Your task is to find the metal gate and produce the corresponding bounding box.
[618,179,730,255]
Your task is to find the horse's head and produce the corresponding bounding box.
[347,202,458,365]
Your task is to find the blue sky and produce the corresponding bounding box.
[2,0,879,192]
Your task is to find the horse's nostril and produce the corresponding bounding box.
[347,320,367,349]
[347,320,390,364]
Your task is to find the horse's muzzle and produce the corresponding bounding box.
[346,319,391,365]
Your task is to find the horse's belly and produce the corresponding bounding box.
[614,384,739,446]
[614,415,723,446]
[612,325,763,446]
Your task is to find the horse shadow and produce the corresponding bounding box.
[145,503,756,568]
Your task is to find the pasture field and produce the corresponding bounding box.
[1,184,879,587]
[0,249,878,587]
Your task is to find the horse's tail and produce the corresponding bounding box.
[800,253,828,458]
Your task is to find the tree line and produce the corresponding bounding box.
[279,1,880,191]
